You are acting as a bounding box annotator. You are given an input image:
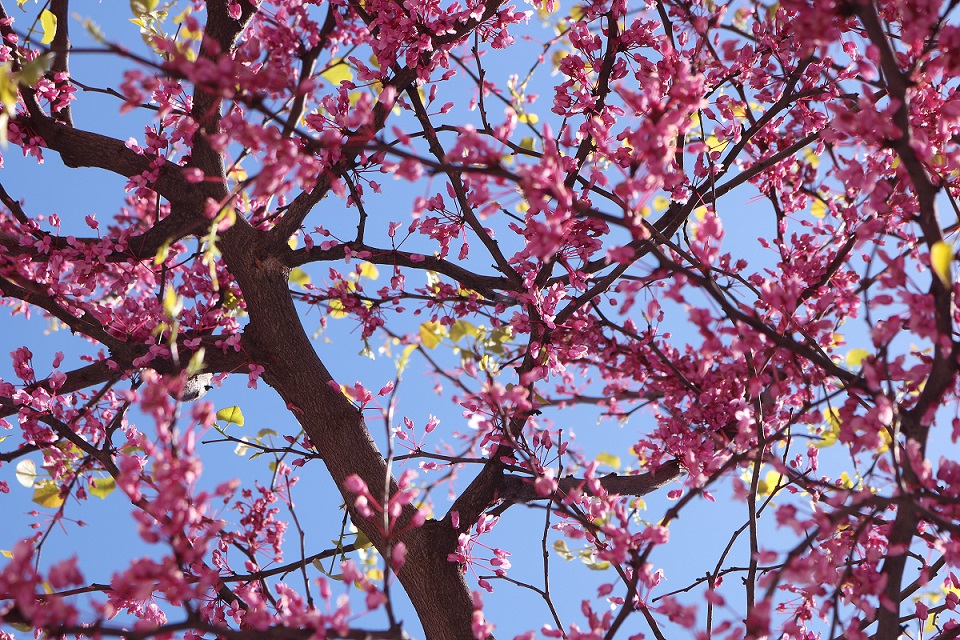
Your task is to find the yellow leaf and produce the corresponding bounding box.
[32,480,64,508]
[328,299,348,319]
[878,427,892,454]
[0,63,18,112]
[705,135,728,151]
[845,348,870,367]
[694,206,708,221]
[40,10,57,45]
[518,112,539,125]
[89,476,116,499]
[153,239,172,266]
[0,549,12,558]
[814,408,841,448]
[228,165,247,182]
[357,262,379,280]
[173,6,191,23]
[419,321,447,349]
[321,59,353,86]
[756,470,782,497]
[803,147,820,168]
[551,49,569,69]
[162,285,181,318]
[519,137,536,151]
[652,195,670,211]
[216,405,245,426]
[289,268,311,287]
[838,471,855,489]
[596,452,621,469]
[931,241,953,285]
[811,199,827,218]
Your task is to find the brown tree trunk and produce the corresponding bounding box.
[221,229,477,639]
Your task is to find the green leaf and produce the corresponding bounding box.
[15,459,37,487]
[289,268,311,287]
[450,320,479,343]
[77,17,106,43]
[216,405,245,426]
[222,290,242,311]
[32,480,64,508]
[130,0,159,14]
[185,348,206,376]
[396,343,416,376]
[39,9,56,45]
[89,476,116,499]
[553,539,574,561]
[354,530,372,549]
[931,240,953,285]
[18,53,53,87]
[583,558,611,571]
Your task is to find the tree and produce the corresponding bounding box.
[1,0,959,637]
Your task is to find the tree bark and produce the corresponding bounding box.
[220,227,477,639]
